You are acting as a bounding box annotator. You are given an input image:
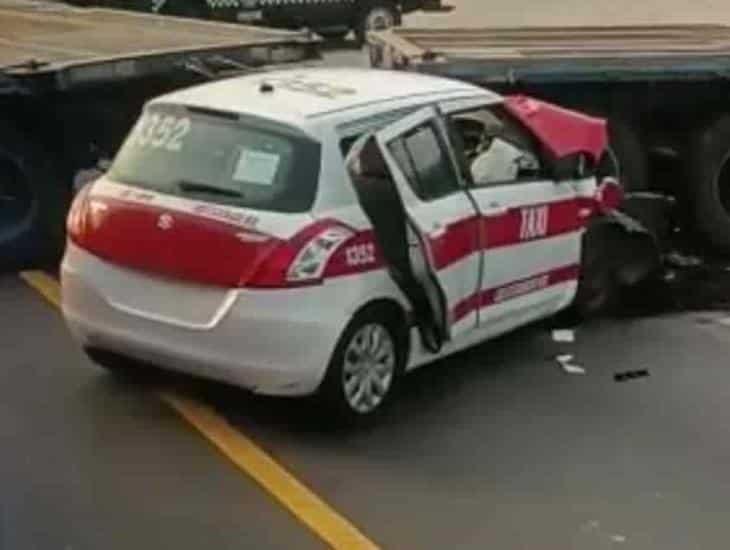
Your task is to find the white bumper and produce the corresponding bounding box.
[61,242,356,396]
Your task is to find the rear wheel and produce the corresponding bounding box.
[319,308,404,424]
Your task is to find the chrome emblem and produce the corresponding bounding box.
[157,213,174,231]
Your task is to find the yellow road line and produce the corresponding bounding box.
[20,270,61,308]
[20,271,379,550]
[162,393,378,550]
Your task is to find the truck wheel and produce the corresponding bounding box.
[318,306,405,424]
[597,117,649,192]
[0,124,69,271]
[688,115,730,253]
[356,2,399,45]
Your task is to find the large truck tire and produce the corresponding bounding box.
[688,115,730,254]
[596,117,649,192]
[0,123,70,271]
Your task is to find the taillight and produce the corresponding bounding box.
[246,221,354,288]
[66,183,93,246]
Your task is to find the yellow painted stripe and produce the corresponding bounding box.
[162,393,379,550]
[20,272,380,550]
[20,270,61,308]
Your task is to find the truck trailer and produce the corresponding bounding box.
[0,0,319,269]
[368,25,730,253]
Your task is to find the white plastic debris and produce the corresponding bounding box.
[556,354,586,375]
[716,317,730,327]
[552,329,575,343]
[610,534,627,544]
[561,363,586,375]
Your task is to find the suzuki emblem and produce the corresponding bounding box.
[157,213,174,231]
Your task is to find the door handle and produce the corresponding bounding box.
[483,201,509,216]
[428,222,447,239]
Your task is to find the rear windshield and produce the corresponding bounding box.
[108,105,321,213]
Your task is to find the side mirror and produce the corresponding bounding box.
[595,177,624,213]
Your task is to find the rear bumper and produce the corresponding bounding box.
[61,243,347,396]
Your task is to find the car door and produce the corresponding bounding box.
[353,106,482,349]
[441,99,584,328]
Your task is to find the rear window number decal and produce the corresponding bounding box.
[134,114,191,152]
[346,243,376,267]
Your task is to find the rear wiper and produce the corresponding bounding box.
[176,180,243,199]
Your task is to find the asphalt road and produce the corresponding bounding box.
[0,275,324,550]
[4,270,730,549]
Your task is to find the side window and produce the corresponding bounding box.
[387,123,460,201]
[447,107,544,187]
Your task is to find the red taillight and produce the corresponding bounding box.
[66,183,93,246]
[245,220,354,288]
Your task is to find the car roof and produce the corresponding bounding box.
[151,67,497,127]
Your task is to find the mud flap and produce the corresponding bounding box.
[347,136,449,354]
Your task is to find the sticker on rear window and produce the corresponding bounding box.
[233,149,280,186]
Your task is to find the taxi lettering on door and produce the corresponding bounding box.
[519,205,549,241]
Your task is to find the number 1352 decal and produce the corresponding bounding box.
[345,243,376,267]
[133,114,191,153]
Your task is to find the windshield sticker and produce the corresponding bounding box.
[233,149,280,186]
[133,114,191,152]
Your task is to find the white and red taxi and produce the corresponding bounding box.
[61,68,618,420]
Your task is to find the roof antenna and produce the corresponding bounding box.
[259,81,274,93]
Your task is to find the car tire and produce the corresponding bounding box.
[596,117,649,192]
[0,123,70,271]
[572,225,621,318]
[687,114,730,254]
[355,2,399,46]
[318,306,405,424]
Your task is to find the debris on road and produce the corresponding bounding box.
[610,534,627,544]
[614,369,650,382]
[556,354,586,374]
[665,250,703,268]
[552,329,575,343]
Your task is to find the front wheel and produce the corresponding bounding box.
[318,309,404,423]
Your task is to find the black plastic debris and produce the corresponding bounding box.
[614,369,650,382]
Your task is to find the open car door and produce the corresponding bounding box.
[347,106,481,354]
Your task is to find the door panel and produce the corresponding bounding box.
[370,107,481,346]
[470,179,583,326]
[441,100,587,327]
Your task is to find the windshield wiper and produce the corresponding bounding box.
[176,180,243,199]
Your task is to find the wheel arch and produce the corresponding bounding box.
[347,297,411,369]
